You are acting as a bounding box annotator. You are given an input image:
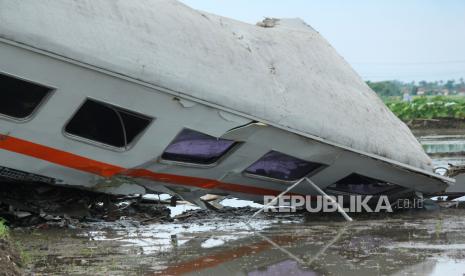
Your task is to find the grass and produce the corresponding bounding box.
[385,95,465,121]
[18,246,32,266]
[0,218,9,239]
[0,218,34,270]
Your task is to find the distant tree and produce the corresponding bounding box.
[366,81,402,97]
[445,80,455,91]
[368,79,465,98]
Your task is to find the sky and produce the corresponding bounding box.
[179,0,465,82]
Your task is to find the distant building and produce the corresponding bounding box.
[417,88,426,96]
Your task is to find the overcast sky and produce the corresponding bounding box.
[180,0,465,82]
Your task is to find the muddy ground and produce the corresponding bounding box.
[2,200,465,275]
[2,180,465,275]
[408,118,465,133]
[0,238,22,276]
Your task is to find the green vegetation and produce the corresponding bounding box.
[367,78,465,98]
[1,219,30,265]
[12,241,33,266]
[385,96,465,121]
[18,246,32,265]
[367,79,465,121]
[0,218,9,239]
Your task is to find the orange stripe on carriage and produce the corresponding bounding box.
[0,134,283,196]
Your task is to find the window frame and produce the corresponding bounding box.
[159,128,241,168]
[62,97,154,152]
[242,150,327,184]
[0,71,55,123]
[325,173,404,195]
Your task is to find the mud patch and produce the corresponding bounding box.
[4,179,465,275]
[0,239,21,276]
[8,208,465,275]
[408,118,465,132]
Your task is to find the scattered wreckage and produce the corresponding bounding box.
[0,0,463,218]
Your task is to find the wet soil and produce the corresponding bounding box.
[6,207,465,275]
[0,239,21,276]
[408,118,465,132]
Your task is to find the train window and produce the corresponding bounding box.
[0,73,52,120]
[326,173,401,195]
[65,99,152,149]
[244,151,323,181]
[161,128,237,165]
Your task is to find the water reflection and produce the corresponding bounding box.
[418,134,465,173]
[248,260,318,276]
[420,135,465,155]
[14,209,465,275]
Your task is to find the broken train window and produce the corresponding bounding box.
[65,99,152,149]
[244,150,324,181]
[326,173,402,195]
[0,73,52,120]
[161,128,237,165]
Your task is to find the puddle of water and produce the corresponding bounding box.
[248,260,319,276]
[168,204,201,217]
[429,259,465,276]
[11,209,465,275]
[418,134,465,172]
[144,195,262,218]
[421,135,465,154]
[220,198,264,208]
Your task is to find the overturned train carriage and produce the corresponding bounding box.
[0,0,455,207]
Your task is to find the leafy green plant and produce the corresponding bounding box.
[385,96,465,121]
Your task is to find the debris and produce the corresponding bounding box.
[256,18,280,28]
[0,182,171,228]
[173,206,260,223]
[446,164,465,177]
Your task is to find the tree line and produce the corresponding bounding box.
[367,78,465,98]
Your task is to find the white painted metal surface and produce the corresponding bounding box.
[0,1,455,204]
[0,0,431,170]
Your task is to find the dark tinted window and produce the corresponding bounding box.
[65,99,152,148]
[0,73,51,119]
[327,173,402,195]
[161,129,236,165]
[245,151,323,181]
